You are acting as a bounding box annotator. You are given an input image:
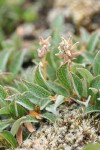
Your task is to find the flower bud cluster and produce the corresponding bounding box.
[38,36,51,58]
[56,35,80,63]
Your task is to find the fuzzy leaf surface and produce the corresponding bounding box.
[34,65,49,89]
[57,63,71,91]
[16,94,34,110]
[8,50,26,75]
[71,73,83,98]
[93,51,100,76]
[90,75,100,90]
[77,68,93,83]
[46,95,64,115]
[20,115,38,124]
[23,91,51,110]
[41,112,57,123]
[86,31,100,52]
[23,81,51,98]
[47,81,70,97]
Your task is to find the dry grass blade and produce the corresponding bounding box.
[24,122,35,133]
[16,125,23,146]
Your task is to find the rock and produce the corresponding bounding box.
[48,0,100,31]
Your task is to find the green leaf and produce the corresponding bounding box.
[90,75,100,90]
[8,50,26,75]
[54,95,64,108]
[50,48,60,70]
[34,66,49,89]
[70,63,83,74]
[47,81,69,97]
[80,27,89,42]
[0,49,11,71]
[46,63,56,80]
[11,116,38,136]
[95,99,100,108]
[86,31,100,52]
[23,91,51,110]
[20,115,38,124]
[0,106,10,115]
[57,63,71,91]
[77,68,93,83]
[41,112,57,123]
[16,81,28,92]
[0,120,14,132]
[84,104,100,114]
[4,86,19,95]
[16,94,34,110]
[46,95,64,115]
[9,102,27,118]
[89,88,99,94]
[0,85,7,99]
[83,143,100,150]
[51,15,64,47]
[23,81,51,98]
[93,51,100,76]
[11,117,23,136]
[0,98,7,107]
[0,130,17,148]
[71,73,83,98]
[46,52,56,81]
[82,79,87,97]
[82,51,94,64]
